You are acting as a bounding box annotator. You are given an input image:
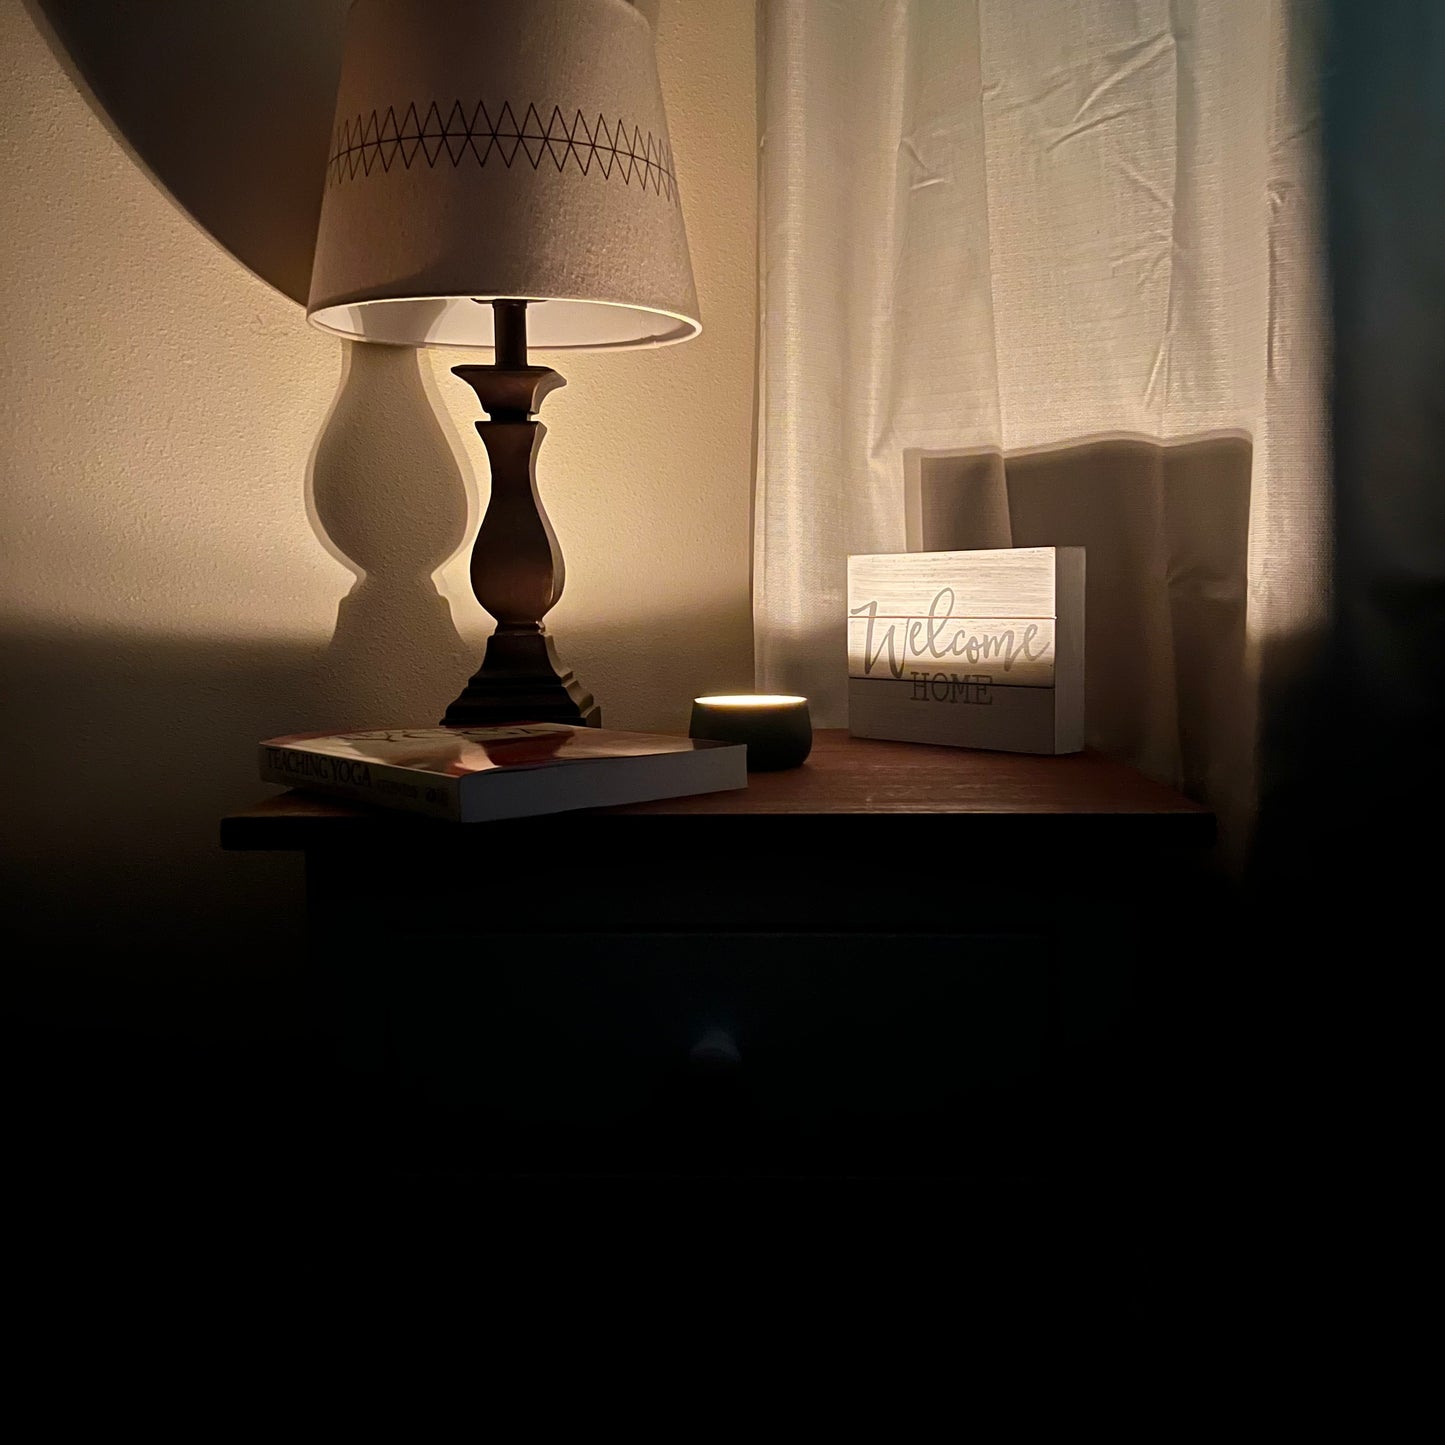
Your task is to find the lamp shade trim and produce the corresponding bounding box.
[308,293,701,349]
[327,100,679,204]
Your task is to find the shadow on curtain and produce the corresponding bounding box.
[907,432,1253,812]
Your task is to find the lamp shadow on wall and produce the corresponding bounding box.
[26,0,350,305]
[305,339,483,727]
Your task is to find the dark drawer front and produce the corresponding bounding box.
[319,931,1090,1174]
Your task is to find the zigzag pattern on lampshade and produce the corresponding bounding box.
[327,100,679,203]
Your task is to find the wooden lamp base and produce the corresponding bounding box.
[441,300,600,729]
[443,625,599,728]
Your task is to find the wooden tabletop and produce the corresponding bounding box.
[221,730,1213,854]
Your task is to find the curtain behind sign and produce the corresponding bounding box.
[755,0,1327,848]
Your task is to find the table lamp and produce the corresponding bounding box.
[308,0,701,727]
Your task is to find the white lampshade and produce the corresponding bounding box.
[307,0,701,350]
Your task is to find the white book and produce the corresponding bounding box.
[259,723,748,822]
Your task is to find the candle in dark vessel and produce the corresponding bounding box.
[689,694,813,772]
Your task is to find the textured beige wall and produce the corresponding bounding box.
[0,0,756,967]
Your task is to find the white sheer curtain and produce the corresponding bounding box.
[755,0,1327,842]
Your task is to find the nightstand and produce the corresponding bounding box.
[222,730,1215,1177]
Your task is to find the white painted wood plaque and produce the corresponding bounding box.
[847,546,1085,754]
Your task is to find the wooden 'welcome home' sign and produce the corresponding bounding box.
[846,546,1085,754]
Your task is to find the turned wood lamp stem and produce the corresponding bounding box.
[492,297,528,375]
[440,299,599,728]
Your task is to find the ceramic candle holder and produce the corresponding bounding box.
[689,694,813,771]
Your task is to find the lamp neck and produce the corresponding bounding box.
[492,298,529,370]
[453,300,564,424]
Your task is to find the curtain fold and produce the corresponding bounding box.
[756,0,1327,843]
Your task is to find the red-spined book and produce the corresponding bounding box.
[259,724,747,822]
